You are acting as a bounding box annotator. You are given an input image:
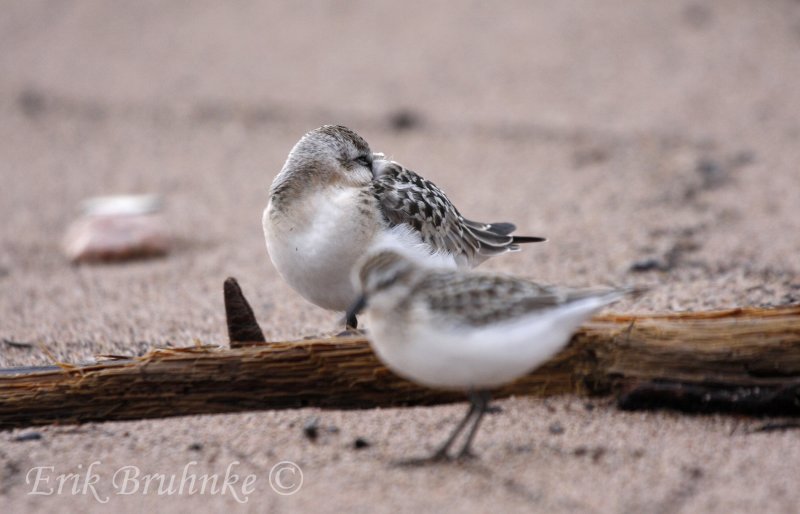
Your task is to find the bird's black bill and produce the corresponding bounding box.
[345,294,368,329]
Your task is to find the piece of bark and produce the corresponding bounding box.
[224,277,266,345]
[0,306,799,429]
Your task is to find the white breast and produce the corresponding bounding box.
[264,188,460,312]
[264,188,377,311]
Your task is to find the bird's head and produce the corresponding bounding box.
[279,125,377,190]
[347,249,422,321]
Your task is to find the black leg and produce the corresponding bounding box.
[456,391,491,459]
[429,400,478,461]
[336,313,363,338]
[395,392,491,466]
[345,311,358,330]
[344,295,366,331]
[396,397,479,465]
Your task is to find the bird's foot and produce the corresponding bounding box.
[335,327,366,338]
[455,448,479,461]
[393,447,455,467]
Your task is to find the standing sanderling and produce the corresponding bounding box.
[263,125,545,328]
[347,249,641,461]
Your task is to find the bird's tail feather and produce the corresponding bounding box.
[511,235,547,244]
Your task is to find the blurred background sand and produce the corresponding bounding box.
[1,1,799,512]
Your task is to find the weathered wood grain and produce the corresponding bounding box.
[1,306,799,429]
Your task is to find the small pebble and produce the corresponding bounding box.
[303,417,320,441]
[63,195,170,264]
[13,431,42,442]
[685,466,704,479]
[387,109,422,132]
[188,442,203,451]
[591,447,607,462]
[683,3,713,29]
[696,157,727,189]
[731,150,755,167]
[17,89,46,117]
[353,437,370,449]
[630,257,670,273]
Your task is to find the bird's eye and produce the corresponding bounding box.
[354,155,372,168]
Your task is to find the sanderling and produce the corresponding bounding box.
[263,125,545,328]
[347,249,639,461]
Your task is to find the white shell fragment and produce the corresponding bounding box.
[63,195,170,263]
[81,194,163,217]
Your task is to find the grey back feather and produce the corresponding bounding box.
[370,162,542,266]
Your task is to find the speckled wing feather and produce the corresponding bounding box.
[412,271,606,326]
[370,162,542,266]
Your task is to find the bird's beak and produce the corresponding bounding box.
[346,294,368,322]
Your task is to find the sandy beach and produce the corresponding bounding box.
[1,1,800,512]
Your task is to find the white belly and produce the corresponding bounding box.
[264,189,375,311]
[365,296,610,390]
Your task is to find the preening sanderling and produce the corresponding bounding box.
[262,125,545,328]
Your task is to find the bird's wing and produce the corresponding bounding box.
[415,272,614,326]
[370,162,540,265]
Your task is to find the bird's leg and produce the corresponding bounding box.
[395,398,478,466]
[335,312,361,337]
[428,399,479,461]
[345,312,358,330]
[338,294,368,336]
[456,390,491,459]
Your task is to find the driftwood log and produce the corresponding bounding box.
[0,278,799,429]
